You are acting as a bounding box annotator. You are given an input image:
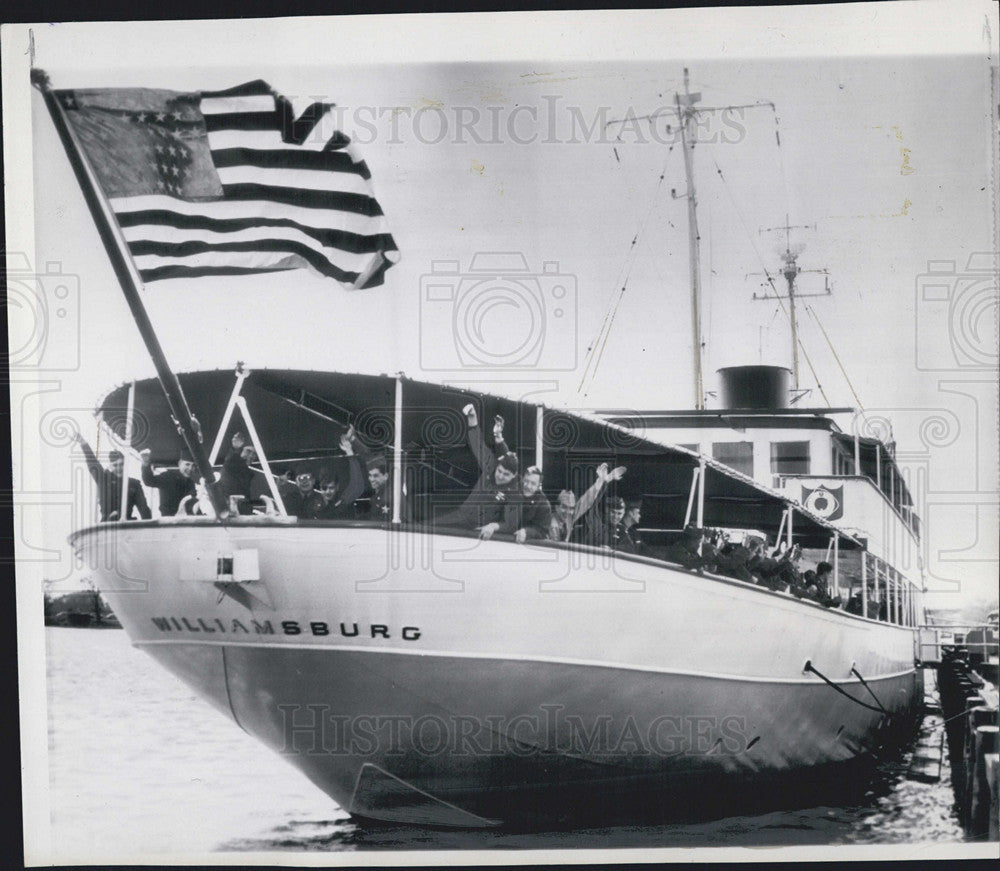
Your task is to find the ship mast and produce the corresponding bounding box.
[594,70,777,406]
[751,216,831,391]
[675,69,705,410]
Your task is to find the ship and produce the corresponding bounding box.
[49,66,926,828]
[69,363,925,828]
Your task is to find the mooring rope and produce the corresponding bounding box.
[803,660,886,714]
[850,666,891,717]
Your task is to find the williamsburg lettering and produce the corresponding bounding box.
[150,616,422,640]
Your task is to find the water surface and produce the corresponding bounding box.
[45,627,967,859]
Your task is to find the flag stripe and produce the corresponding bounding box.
[205,128,349,153]
[199,95,277,114]
[109,194,388,234]
[218,183,383,216]
[115,210,394,254]
[133,245,360,283]
[126,226,384,272]
[204,112,289,133]
[139,265,289,281]
[129,237,360,276]
[200,80,275,99]
[216,165,374,196]
[211,146,370,177]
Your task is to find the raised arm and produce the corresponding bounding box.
[342,424,371,464]
[337,425,369,506]
[463,405,493,474]
[223,433,246,474]
[574,463,626,523]
[73,433,103,483]
[130,480,152,520]
[139,449,169,487]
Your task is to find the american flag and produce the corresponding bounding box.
[55,80,399,288]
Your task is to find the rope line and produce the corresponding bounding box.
[803,660,887,714]
[850,666,891,716]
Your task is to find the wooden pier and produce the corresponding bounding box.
[935,650,999,839]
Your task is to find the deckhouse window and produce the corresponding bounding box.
[770,441,810,477]
[712,441,753,477]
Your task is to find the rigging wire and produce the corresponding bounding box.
[806,303,866,412]
[707,147,831,406]
[577,143,676,397]
[772,105,791,227]
[579,143,676,394]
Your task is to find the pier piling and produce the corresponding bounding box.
[935,651,999,839]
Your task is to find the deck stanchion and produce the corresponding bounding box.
[120,380,135,518]
[696,457,706,527]
[892,569,902,626]
[876,559,883,622]
[392,376,403,525]
[683,466,699,528]
[833,533,839,601]
[535,406,544,471]
[861,550,868,618]
[696,456,706,553]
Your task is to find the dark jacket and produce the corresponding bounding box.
[499,490,553,540]
[623,522,643,552]
[714,543,753,582]
[219,448,269,502]
[283,488,326,519]
[141,465,197,516]
[366,479,393,521]
[449,425,517,529]
[665,534,714,570]
[80,441,151,521]
[316,452,368,520]
[583,503,635,553]
[347,437,394,521]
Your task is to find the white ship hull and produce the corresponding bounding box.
[72,519,922,827]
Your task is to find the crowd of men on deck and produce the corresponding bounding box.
[74,404,868,613]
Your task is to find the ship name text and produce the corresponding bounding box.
[149,617,422,640]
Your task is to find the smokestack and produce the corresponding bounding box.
[717,365,790,410]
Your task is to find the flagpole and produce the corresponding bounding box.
[32,69,229,519]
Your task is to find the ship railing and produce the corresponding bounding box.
[916,623,999,667]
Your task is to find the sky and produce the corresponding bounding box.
[7,4,998,608]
